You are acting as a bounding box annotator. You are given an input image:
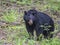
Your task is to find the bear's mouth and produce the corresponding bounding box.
[28,20,33,25]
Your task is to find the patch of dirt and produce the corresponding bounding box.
[3,43,13,45]
[56,32,60,38]
[0,29,7,40]
[0,29,13,45]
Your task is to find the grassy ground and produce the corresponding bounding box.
[0,0,60,45]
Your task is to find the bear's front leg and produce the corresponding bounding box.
[25,23,34,39]
[35,26,43,40]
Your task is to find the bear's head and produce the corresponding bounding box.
[23,9,37,25]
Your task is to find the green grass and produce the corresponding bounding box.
[15,36,60,45]
[40,38,60,45]
[10,0,32,5]
[2,10,18,22]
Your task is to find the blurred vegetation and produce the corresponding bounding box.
[2,10,18,22]
[0,0,60,45]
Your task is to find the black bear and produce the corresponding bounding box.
[23,9,54,40]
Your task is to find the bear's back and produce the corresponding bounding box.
[36,12,53,23]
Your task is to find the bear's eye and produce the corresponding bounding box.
[32,13,35,15]
[26,19,29,22]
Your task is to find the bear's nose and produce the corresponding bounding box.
[28,20,33,25]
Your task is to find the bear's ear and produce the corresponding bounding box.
[24,11,27,15]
